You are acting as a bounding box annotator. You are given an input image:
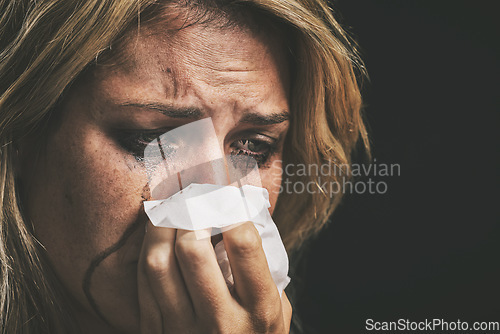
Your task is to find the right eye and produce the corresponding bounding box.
[115,129,172,160]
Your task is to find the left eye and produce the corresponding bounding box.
[232,139,270,154]
[230,138,276,166]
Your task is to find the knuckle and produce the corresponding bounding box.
[225,224,262,257]
[250,304,282,331]
[174,238,208,265]
[143,251,172,280]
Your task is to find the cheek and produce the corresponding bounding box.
[69,133,146,228]
[24,121,148,313]
[51,125,147,246]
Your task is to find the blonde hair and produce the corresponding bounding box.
[0,0,368,332]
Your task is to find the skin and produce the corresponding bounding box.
[19,15,291,334]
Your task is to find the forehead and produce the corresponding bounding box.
[137,24,283,74]
[90,15,291,108]
[99,7,291,74]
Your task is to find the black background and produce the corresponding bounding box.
[294,1,499,333]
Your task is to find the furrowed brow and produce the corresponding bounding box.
[239,110,289,125]
[120,102,204,119]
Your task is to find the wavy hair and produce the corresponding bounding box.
[0,0,368,332]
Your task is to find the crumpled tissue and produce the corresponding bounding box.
[144,183,290,295]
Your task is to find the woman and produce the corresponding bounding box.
[0,0,368,333]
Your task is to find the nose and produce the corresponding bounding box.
[145,118,228,199]
[145,117,263,200]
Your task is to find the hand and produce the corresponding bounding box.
[138,221,292,333]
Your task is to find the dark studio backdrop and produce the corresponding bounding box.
[292,1,499,333]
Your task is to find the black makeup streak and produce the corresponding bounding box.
[141,184,151,201]
[82,209,145,324]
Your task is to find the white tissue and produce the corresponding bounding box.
[144,183,290,295]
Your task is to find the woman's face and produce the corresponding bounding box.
[19,19,290,333]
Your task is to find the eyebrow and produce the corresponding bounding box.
[120,102,203,119]
[120,102,289,125]
[239,110,289,125]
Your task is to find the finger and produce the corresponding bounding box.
[137,267,163,334]
[222,222,280,308]
[175,228,235,322]
[139,222,194,329]
[281,291,292,334]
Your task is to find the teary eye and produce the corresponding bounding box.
[230,138,277,167]
[115,128,172,161]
